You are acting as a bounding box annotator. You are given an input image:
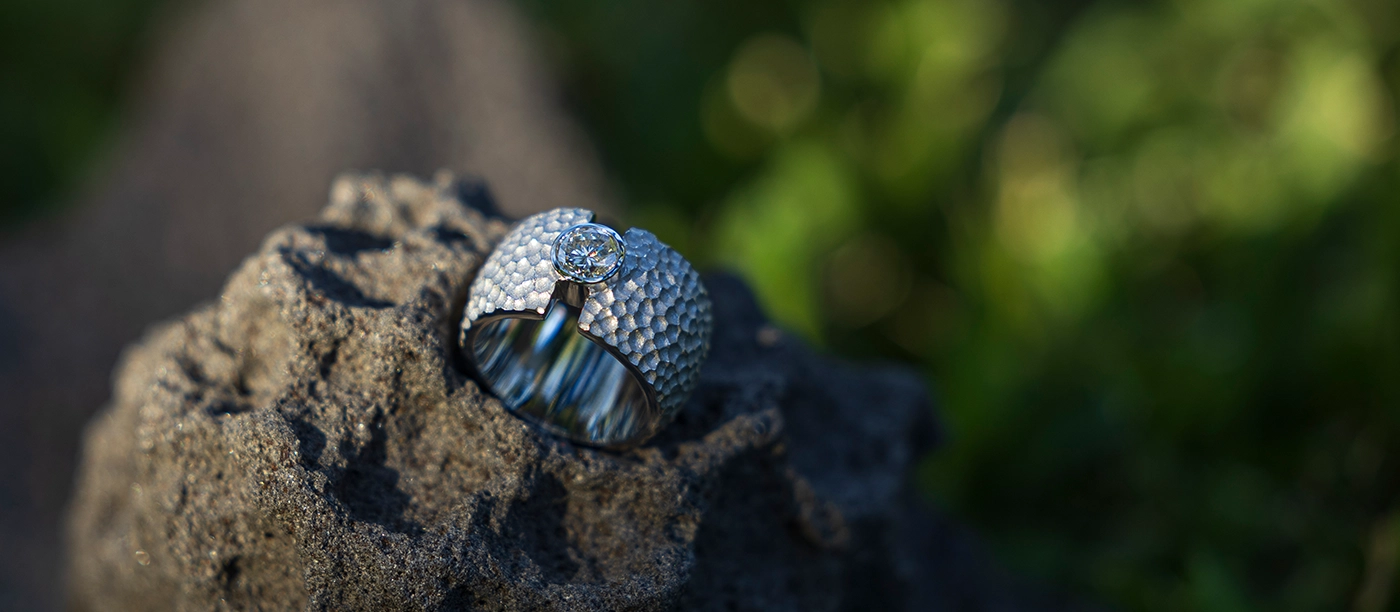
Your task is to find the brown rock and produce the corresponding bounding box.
[0,1,608,606]
[67,173,953,610]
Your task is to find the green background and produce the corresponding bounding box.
[7,0,1400,609]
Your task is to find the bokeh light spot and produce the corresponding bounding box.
[726,34,822,134]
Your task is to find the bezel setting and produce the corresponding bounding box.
[552,223,627,284]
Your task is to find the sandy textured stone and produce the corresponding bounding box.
[0,2,611,606]
[67,174,1073,611]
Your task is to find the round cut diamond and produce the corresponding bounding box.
[553,223,626,283]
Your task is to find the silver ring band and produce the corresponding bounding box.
[461,208,712,448]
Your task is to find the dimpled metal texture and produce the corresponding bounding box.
[465,207,594,321]
[576,228,710,422]
[463,207,712,447]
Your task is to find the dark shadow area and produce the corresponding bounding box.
[501,472,580,584]
[453,180,503,219]
[678,446,840,609]
[303,226,394,255]
[333,416,423,537]
[291,416,327,467]
[284,253,394,309]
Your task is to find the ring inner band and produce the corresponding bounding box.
[470,300,653,446]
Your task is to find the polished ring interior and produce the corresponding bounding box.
[467,286,655,448]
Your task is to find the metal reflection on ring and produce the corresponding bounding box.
[460,208,712,449]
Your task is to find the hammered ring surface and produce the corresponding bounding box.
[461,208,712,448]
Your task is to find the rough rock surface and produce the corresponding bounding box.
[0,1,609,606]
[67,174,1063,611]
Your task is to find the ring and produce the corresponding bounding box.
[460,208,712,448]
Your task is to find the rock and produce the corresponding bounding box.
[0,1,609,606]
[67,173,1063,611]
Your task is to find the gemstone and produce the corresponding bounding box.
[552,223,626,283]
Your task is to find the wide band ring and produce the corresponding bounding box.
[460,208,712,448]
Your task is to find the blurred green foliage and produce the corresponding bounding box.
[7,0,1400,609]
[524,0,1400,609]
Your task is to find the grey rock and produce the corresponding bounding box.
[67,173,963,611]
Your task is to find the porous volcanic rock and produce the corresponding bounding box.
[66,173,1021,610]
